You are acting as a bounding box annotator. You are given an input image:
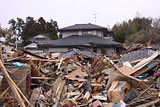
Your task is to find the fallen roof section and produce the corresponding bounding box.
[119,48,156,63]
[58,48,97,59]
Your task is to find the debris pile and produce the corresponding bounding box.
[0,46,160,106]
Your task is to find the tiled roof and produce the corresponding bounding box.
[59,23,107,31]
[58,48,96,59]
[24,43,37,49]
[38,35,121,48]
[119,48,156,63]
[28,34,52,43]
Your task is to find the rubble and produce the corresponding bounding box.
[0,45,160,107]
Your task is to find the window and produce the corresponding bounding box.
[82,31,88,35]
[88,31,93,34]
[82,31,93,35]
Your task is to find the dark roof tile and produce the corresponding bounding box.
[119,48,156,63]
[59,23,107,31]
[38,35,121,48]
[58,49,96,59]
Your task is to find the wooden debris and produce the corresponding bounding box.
[20,48,47,59]
[0,60,26,107]
[83,91,90,102]
[28,88,40,107]
[0,45,160,106]
[65,68,88,78]
[52,78,66,107]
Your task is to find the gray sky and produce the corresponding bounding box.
[0,0,160,29]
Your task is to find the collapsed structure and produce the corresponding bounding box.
[0,42,160,107]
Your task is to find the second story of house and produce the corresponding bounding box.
[58,23,113,40]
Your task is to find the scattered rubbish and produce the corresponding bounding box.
[0,44,160,106]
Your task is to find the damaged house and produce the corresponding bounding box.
[38,23,122,56]
[24,34,53,55]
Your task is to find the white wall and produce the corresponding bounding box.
[97,48,101,54]
[82,48,93,52]
[93,31,97,35]
[43,47,116,56]
[62,31,78,38]
[44,47,69,54]
[61,30,104,38]
[104,37,113,40]
[49,48,68,53]
[28,50,43,54]
[97,31,103,37]
[78,31,82,35]
[96,47,115,55]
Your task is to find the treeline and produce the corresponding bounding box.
[8,17,58,45]
[112,16,160,44]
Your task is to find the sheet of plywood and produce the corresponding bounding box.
[65,68,88,78]
[120,65,137,75]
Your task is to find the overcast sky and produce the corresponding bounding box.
[0,0,160,29]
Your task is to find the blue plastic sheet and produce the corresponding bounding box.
[13,62,23,67]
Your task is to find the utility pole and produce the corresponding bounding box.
[93,13,98,25]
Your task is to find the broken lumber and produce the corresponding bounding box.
[135,98,160,107]
[28,88,40,107]
[20,48,47,59]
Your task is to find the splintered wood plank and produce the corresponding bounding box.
[119,65,137,75]
[105,57,148,90]
[52,78,66,107]
[65,68,88,78]
[83,91,90,102]
[28,88,40,107]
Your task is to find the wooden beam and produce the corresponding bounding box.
[29,60,44,77]
[20,48,47,59]
[6,56,24,62]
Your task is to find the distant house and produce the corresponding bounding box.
[27,34,52,44]
[59,23,113,40]
[37,23,122,56]
[38,35,122,56]
[25,34,52,54]
[24,43,43,54]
